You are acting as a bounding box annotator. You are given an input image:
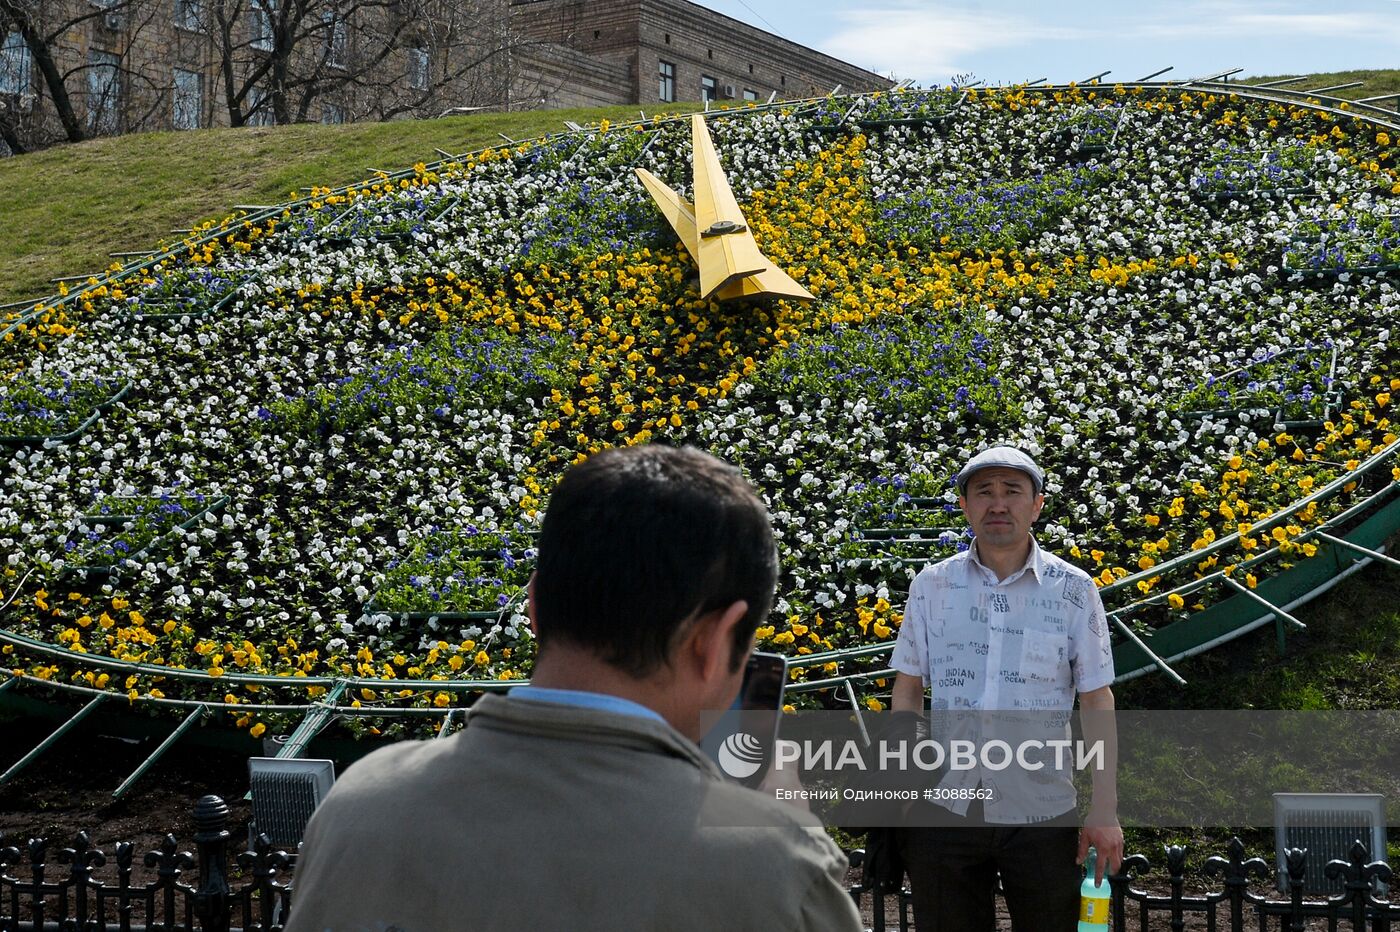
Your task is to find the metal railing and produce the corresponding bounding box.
[3,799,1395,932]
[850,835,1400,932]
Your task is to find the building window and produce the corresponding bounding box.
[173,0,202,31]
[246,85,273,125]
[409,46,429,90]
[87,49,121,132]
[323,12,347,69]
[321,101,344,124]
[92,0,122,30]
[172,67,202,129]
[658,60,675,103]
[0,31,32,96]
[743,88,758,102]
[250,0,274,51]
[700,74,717,103]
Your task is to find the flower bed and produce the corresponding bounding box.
[1284,211,1400,276]
[1191,142,1318,200]
[2,83,1399,731]
[1058,105,1127,155]
[61,489,227,580]
[0,373,129,446]
[125,265,246,321]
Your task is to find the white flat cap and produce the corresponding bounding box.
[957,446,1044,494]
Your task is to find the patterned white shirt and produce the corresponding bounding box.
[890,536,1115,822]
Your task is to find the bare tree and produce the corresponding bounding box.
[0,0,170,150]
[0,0,571,154]
[201,0,560,128]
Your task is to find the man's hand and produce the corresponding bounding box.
[1078,816,1124,884]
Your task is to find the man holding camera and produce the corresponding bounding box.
[285,445,861,932]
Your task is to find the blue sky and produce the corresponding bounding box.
[690,0,1400,87]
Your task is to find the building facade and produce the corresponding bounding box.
[0,0,889,155]
[515,0,893,109]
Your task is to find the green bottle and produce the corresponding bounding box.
[1078,847,1109,931]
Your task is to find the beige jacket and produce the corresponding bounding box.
[284,693,863,932]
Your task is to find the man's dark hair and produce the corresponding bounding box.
[533,444,777,677]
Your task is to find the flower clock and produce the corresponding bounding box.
[2,81,1399,747]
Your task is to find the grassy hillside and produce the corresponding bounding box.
[0,103,699,306]
[1242,67,1400,104]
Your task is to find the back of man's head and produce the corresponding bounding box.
[533,444,777,678]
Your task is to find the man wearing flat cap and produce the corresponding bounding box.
[889,446,1121,932]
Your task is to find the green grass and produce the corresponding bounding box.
[1242,68,1400,104]
[0,103,700,306]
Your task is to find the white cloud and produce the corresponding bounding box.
[819,6,1087,82]
[1134,9,1396,41]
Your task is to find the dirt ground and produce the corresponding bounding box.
[0,719,255,857]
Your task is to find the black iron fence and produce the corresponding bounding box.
[4,797,1398,931]
[849,835,1400,931]
[0,796,289,932]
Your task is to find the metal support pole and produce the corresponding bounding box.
[843,679,871,746]
[1109,617,1187,686]
[435,708,459,739]
[1222,576,1306,654]
[1256,76,1306,88]
[1188,67,1243,84]
[1309,82,1365,95]
[1314,532,1400,570]
[1136,67,1173,82]
[0,693,109,785]
[1080,70,1111,84]
[0,674,17,694]
[112,705,208,799]
[275,679,349,759]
